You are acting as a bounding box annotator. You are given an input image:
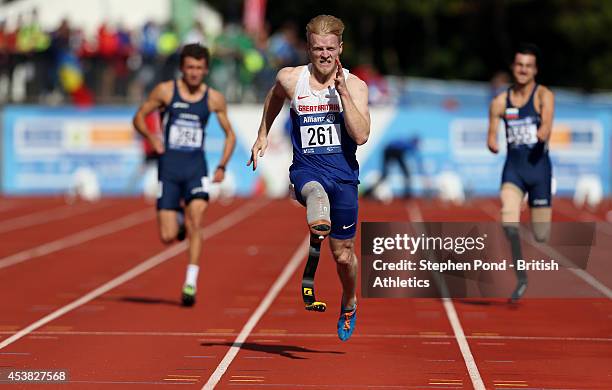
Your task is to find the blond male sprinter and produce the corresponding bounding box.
[249,15,370,340]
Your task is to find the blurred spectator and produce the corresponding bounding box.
[157,22,180,82]
[131,21,161,98]
[47,19,71,100]
[16,9,49,54]
[210,22,255,101]
[140,21,160,60]
[14,10,52,102]
[115,23,133,97]
[0,15,285,105]
[157,23,180,56]
[251,22,276,101]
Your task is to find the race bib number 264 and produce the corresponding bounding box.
[169,125,203,149]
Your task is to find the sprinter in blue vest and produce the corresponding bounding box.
[133,43,236,306]
[487,43,555,302]
[249,15,370,341]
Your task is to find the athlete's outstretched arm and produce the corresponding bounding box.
[248,68,291,171]
[133,82,170,154]
[209,90,236,183]
[335,59,370,145]
[487,94,505,154]
[537,88,555,142]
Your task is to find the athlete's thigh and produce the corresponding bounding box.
[500,182,524,224]
[501,160,527,224]
[328,181,359,240]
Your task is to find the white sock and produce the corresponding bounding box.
[185,264,199,287]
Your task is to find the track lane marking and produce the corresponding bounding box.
[407,201,486,390]
[0,208,153,270]
[202,235,309,389]
[0,200,269,351]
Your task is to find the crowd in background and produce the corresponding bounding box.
[0,10,315,105]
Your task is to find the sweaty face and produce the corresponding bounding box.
[512,53,537,86]
[308,33,343,77]
[181,56,208,88]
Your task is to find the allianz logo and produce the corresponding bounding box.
[303,113,336,124]
[303,116,326,124]
[172,102,190,109]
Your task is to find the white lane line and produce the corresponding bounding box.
[0,200,268,351]
[441,298,485,390]
[480,200,612,299]
[202,235,309,390]
[407,201,486,390]
[0,208,153,270]
[0,201,109,234]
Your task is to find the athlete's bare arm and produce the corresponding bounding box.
[208,88,236,183]
[248,66,301,171]
[133,81,173,154]
[334,59,370,145]
[536,86,555,142]
[487,92,506,154]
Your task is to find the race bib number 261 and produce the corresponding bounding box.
[299,113,342,154]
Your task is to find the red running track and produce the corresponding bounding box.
[0,196,610,389]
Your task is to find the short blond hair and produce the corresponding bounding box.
[306,15,344,43]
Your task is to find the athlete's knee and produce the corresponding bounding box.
[159,229,176,244]
[187,199,208,216]
[188,214,203,229]
[333,249,354,266]
[501,204,520,223]
[331,240,355,266]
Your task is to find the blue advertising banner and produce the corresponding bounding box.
[1,106,256,196]
[358,106,611,197]
[2,105,609,197]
